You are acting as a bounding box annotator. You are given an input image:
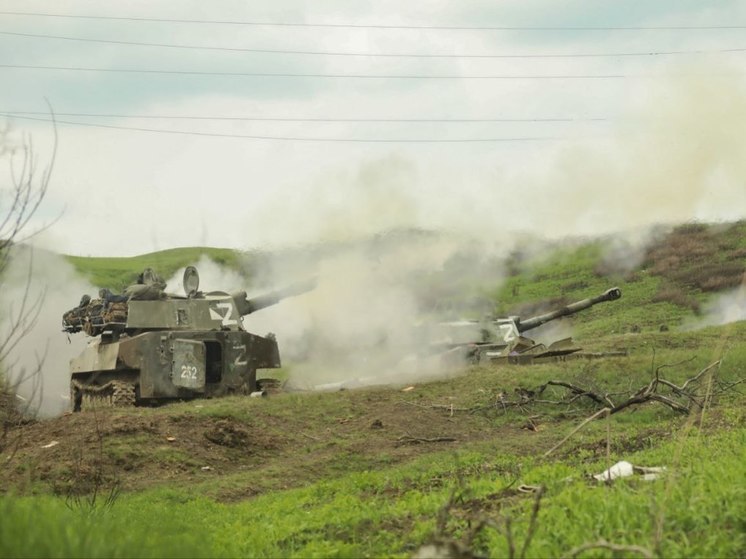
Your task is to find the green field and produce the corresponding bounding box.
[1,222,745,558]
[64,247,247,291]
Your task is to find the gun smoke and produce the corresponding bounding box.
[166,238,504,388]
[239,69,746,385]
[687,282,746,330]
[0,247,92,417]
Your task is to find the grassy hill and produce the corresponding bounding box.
[64,247,247,291]
[1,222,744,558]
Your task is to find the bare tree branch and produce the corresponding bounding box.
[0,113,56,450]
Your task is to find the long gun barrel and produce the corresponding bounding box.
[232,278,316,316]
[515,287,621,333]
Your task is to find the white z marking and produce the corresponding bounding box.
[233,344,248,367]
[498,323,518,343]
[209,302,238,326]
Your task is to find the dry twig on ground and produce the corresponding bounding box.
[533,360,722,415]
[410,360,731,422]
[395,433,457,446]
[563,539,654,558]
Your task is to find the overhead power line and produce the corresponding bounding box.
[0,63,636,79]
[0,113,564,143]
[2,30,746,58]
[1,10,745,31]
[0,111,609,123]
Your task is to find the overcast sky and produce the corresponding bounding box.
[1,0,745,256]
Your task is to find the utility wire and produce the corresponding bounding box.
[1,10,745,30]
[0,111,610,123]
[0,113,564,143]
[0,63,637,79]
[2,30,746,58]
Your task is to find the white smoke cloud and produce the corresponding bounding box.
[233,234,514,388]
[165,255,249,296]
[164,236,508,389]
[483,66,746,246]
[0,247,93,417]
[688,283,746,330]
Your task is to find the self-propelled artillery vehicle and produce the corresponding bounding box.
[63,266,314,411]
[429,287,623,365]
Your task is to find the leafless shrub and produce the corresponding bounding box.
[0,116,57,452]
[413,482,545,559]
[62,406,121,514]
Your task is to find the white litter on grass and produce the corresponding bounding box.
[41,441,59,449]
[594,460,634,481]
[593,461,667,482]
[634,466,667,481]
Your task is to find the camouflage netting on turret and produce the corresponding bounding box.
[63,300,128,336]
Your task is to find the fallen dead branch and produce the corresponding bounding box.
[534,360,723,415]
[536,361,726,456]
[563,539,654,558]
[398,399,478,413]
[395,433,457,446]
[533,381,614,408]
[405,360,733,422]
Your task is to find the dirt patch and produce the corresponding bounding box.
[0,383,545,502]
[204,419,252,448]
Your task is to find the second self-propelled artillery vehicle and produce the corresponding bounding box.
[429,287,623,365]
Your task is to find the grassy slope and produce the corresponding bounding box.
[2,223,745,558]
[64,247,246,291]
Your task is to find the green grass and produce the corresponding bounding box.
[0,494,222,558]
[3,424,744,558]
[64,247,247,290]
[5,344,743,557]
